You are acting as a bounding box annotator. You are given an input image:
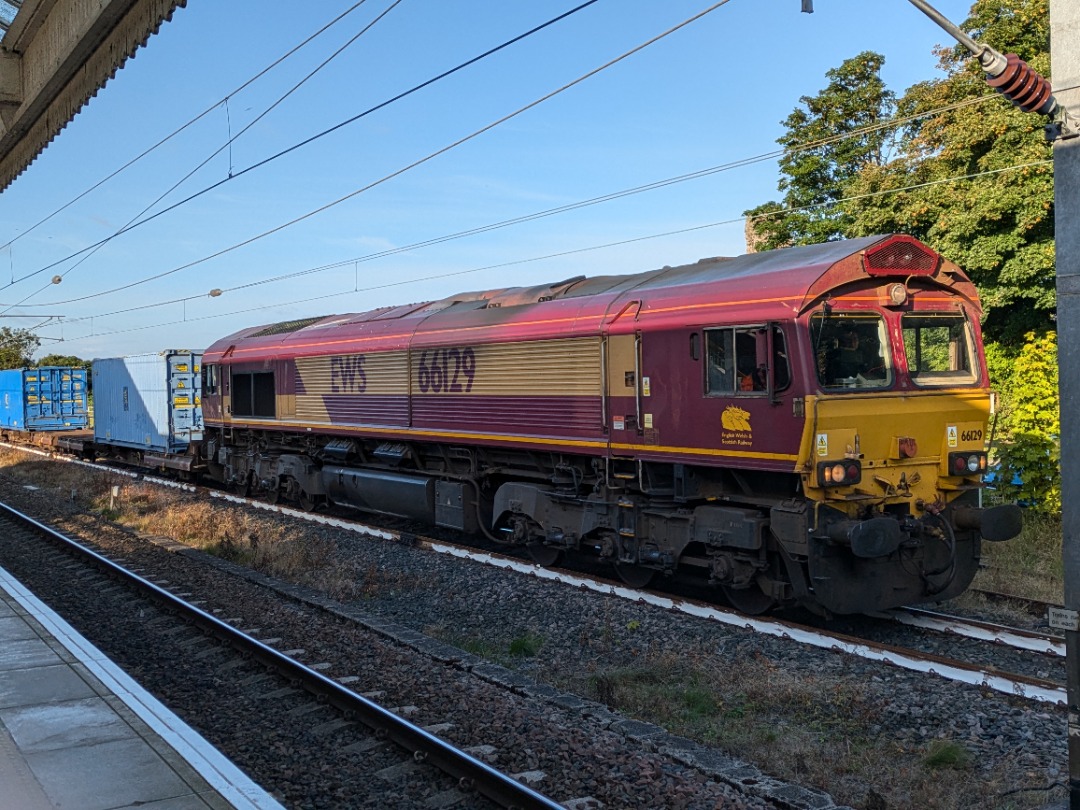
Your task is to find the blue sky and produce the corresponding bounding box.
[0,0,977,360]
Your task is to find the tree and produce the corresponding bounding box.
[0,327,40,369]
[744,1,1053,347]
[987,331,1059,512]
[745,52,896,251]
[846,0,1053,346]
[38,354,89,368]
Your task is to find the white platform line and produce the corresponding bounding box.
[0,564,286,810]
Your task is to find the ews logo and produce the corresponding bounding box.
[330,356,367,393]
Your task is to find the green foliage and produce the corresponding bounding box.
[846,0,1053,346]
[746,52,896,250]
[746,1,1054,348]
[508,633,543,657]
[38,354,88,368]
[987,332,1060,512]
[922,740,972,770]
[0,327,40,370]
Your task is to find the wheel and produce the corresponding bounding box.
[237,473,252,498]
[721,582,775,615]
[266,477,281,505]
[526,543,562,567]
[614,562,655,588]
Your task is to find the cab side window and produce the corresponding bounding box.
[705,325,790,396]
[705,329,735,394]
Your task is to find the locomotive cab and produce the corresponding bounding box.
[781,238,1022,615]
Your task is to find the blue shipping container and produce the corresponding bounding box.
[0,367,89,430]
[92,351,203,454]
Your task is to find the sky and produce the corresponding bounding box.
[0,0,979,360]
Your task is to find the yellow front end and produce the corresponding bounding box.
[790,389,995,614]
[800,389,991,515]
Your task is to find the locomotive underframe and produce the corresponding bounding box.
[203,423,988,616]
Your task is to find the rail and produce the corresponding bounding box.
[0,500,566,810]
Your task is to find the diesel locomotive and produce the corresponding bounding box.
[198,234,1022,616]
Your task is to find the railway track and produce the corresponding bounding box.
[2,444,1071,810]
[0,496,803,810]
[161,478,1065,706]
[967,586,1062,623]
[3,441,1068,707]
[0,502,567,810]
[881,606,1063,656]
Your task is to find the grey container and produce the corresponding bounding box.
[92,351,203,454]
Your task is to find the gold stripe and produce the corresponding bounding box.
[611,442,798,463]
[416,338,601,396]
[224,418,608,450]
[296,351,409,400]
[219,418,796,463]
[294,339,603,400]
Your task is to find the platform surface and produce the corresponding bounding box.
[0,564,284,810]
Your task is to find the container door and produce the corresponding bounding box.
[26,368,87,428]
[24,369,44,425]
[27,369,57,427]
[62,369,88,421]
[168,353,202,444]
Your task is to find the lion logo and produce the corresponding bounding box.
[721,405,752,433]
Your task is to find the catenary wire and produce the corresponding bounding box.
[0,90,1010,313]
[0,0,406,311]
[2,0,406,306]
[14,0,734,310]
[10,21,1069,327]
[0,89,1007,313]
[0,1,375,255]
[5,0,605,294]
[46,157,1053,340]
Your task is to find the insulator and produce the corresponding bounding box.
[986,53,1055,116]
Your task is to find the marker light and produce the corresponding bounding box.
[948,451,988,476]
[818,459,862,486]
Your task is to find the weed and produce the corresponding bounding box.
[922,740,972,771]
[509,633,543,657]
[458,636,501,659]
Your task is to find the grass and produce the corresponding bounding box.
[569,650,1031,808]
[509,632,543,657]
[922,740,972,770]
[0,447,364,599]
[973,511,1063,603]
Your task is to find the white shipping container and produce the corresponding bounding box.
[92,351,202,453]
